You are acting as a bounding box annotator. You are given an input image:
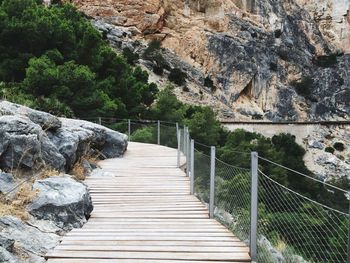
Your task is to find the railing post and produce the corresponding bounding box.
[250,152,259,262]
[157,120,160,145]
[209,146,216,218]
[177,127,181,168]
[183,127,187,156]
[190,139,194,195]
[186,127,190,177]
[128,119,131,142]
[98,117,102,125]
[347,195,350,263]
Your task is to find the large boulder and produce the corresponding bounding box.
[0,246,17,263]
[27,176,93,231]
[0,101,128,172]
[0,216,59,262]
[58,118,128,159]
[0,101,61,131]
[0,172,15,195]
[0,116,66,171]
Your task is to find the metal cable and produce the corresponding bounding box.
[258,156,348,194]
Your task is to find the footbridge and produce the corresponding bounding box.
[46,142,251,262]
[46,119,349,263]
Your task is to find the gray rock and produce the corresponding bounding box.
[0,172,15,195]
[47,126,93,171]
[59,118,128,159]
[0,234,14,252]
[0,101,61,131]
[258,235,284,263]
[308,139,324,149]
[0,216,59,257]
[28,176,93,231]
[0,246,17,263]
[0,116,66,171]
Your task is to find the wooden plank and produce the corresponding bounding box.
[46,142,250,262]
[47,259,249,263]
[60,240,247,247]
[46,251,251,261]
[54,245,249,252]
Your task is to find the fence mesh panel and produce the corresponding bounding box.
[214,158,251,245]
[129,121,158,144]
[101,120,128,135]
[193,149,211,204]
[159,124,177,148]
[258,170,348,263]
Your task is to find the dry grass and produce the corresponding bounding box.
[0,182,38,221]
[71,160,87,181]
[85,155,100,167]
[38,167,60,179]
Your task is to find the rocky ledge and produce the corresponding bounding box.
[0,101,128,172]
[0,101,128,262]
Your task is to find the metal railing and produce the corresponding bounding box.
[87,118,350,263]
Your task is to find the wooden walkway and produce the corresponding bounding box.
[46,142,251,262]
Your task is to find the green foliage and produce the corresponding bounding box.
[333,142,345,152]
[325,146,335,154]
[130,127,155,143]
[185,106,221,146]
[0,0,157,118]
[123,47,139,65]
[168,68,187,86]
[291,76,314,98]
[142,40,167,75]
[149,85,187,122]
[313,54,338,67]
[204,76,216,92]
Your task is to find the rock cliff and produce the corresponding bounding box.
[67,0,350,121]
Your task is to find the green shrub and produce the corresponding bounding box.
[204,76,217,92]
[333,142,345,151]
[312,54,337,67]
[130,127,155,143]
[143,40,161,59]
[325,146,335,154]
[168,68,187,86]
[0,0,158,118]
[274,29,282,38]
[123,47,139,65]
[291,76,314,98]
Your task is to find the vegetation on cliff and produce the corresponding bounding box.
[0,0,157,118]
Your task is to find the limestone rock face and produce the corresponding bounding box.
[68,0,165,33]
[28,176,93,231]
[72,0,350,121]
[295,0,350,53]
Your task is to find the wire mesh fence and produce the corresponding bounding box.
[214,158,251,245]
[159,123,178,148]
[72,117,350,262]
[193,148,211,204]
[257,169,348,263]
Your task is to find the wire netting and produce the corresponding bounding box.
[129,121,158,144]
[193,148,211,204]
[257,170,348,263]
[214,158,251,245]
[101,119,129,135]
[159,124,178,148]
